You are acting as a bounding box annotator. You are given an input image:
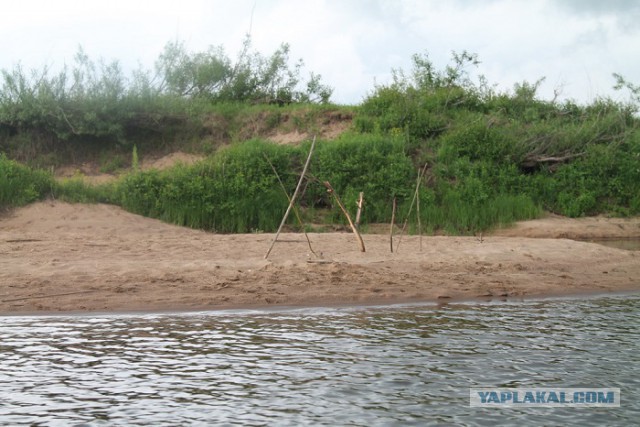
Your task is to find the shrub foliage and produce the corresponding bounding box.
[0,37,333,162]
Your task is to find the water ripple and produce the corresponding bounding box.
[0,295,638,426]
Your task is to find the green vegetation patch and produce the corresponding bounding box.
[0,154,53,210]
[2,44,639,234]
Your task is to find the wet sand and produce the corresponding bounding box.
[1,202,639,314]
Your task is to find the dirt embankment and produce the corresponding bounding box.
[53,110,353,185]
[54,152,206,185]
[1,202,638,314]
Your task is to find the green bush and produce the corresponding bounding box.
[541,136,640,217]
[0,38,333,163]
[116,140,295,232]
[311,133,416,222]
[113,136,418,232]
[356,49,640,223]
[0,154,53,209]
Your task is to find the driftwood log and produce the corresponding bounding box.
[520,152,585,170]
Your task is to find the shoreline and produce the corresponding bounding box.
[1,202,639,315]
[3,289,639,318]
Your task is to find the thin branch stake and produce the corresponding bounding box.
[396,163,429,254]
[324,181,366,252]
[355,192,364,228]
[263,153,317,258]
[416,173,423,251]
[390,197,396,253]
[265,136,316,259]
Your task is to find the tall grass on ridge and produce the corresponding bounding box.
[118,140,296,232]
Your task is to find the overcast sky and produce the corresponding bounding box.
[2,0,639,105]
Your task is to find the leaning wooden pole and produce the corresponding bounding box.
[389,197,397,253]
[396,163,429,254]
[263,153,318,258]
[264,136,316,259]
[324,181,366,252]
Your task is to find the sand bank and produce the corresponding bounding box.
[1,202,638,314]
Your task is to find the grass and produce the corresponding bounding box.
[54,178,117,204]
[417,194,542,235]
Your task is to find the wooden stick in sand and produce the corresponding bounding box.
[264,136,316,259]
[396,163,429,254]
[355,192,364,228]
[323,181,366,252]
[389,197,397,253]
[263,153,318,258]
[416,174,423,251]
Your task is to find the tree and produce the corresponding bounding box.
[154,36,333,104]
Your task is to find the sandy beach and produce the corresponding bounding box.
[1,201,639,314]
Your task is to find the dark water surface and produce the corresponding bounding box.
[1,295,639,426]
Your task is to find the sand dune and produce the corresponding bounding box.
[1,201,638,314]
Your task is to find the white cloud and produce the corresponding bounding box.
[1,0,638,105]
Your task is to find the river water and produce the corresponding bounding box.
[1,294,638,426]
